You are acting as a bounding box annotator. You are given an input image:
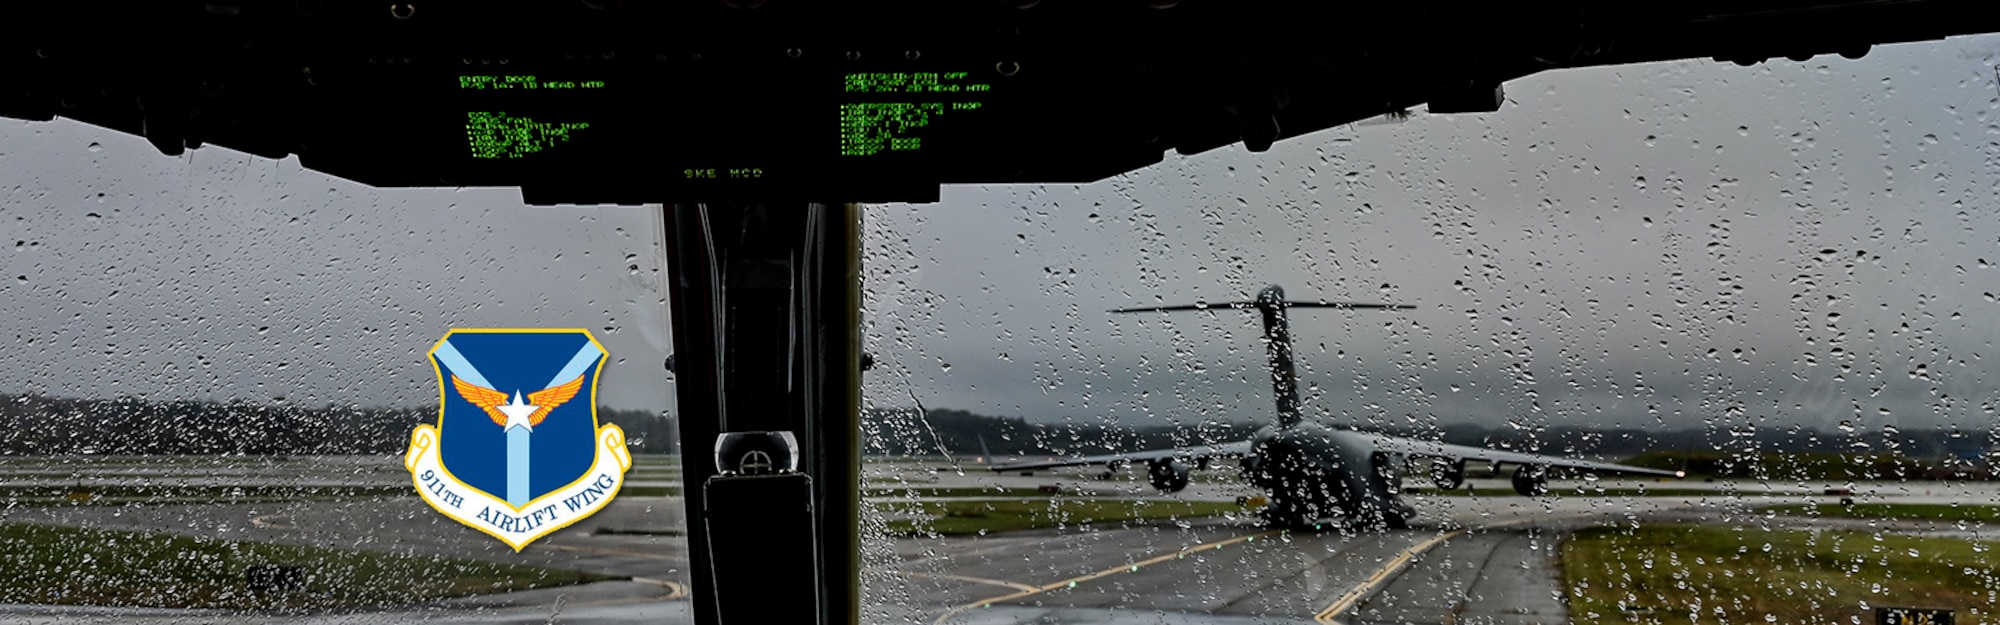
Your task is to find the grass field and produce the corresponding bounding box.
[1400,486,1808,500]
[0,522,610,610]
[882,498,1247,536]
[0,484,412,507]
[1763,503,2000,523]
[1407,486,1799,498]
[1562,524,2000,624]
[863,486,1077,499]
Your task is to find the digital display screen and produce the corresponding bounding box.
[435,66,1005,201]
[459,76,606,160]
[457,75,608,91]
[465,112,592,159]
[839,72,993,158]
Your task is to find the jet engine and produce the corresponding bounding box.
[1429,458,1466,490]
[1148,459,1191,493]
[1510,465,1548,497]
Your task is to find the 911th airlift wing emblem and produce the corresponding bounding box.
[405,329,632,551]
[451,373,585,432]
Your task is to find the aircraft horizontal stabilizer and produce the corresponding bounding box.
[987,441,1254,472]
[1111,301,1411,313]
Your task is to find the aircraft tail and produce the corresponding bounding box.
[1112,285,1411,428]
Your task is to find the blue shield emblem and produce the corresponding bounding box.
[406,329,631,550]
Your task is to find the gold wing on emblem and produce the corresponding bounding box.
[450,374,512,427]
[525,374,586,426]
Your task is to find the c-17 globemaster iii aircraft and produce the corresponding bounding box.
[993,285,1682,530]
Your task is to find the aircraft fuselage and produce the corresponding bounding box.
[1241,422,1409,529]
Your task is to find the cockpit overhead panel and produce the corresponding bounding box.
[5,1,1996,203]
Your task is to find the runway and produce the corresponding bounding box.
[885,495,1659,625]
[0,457,1995,624]
[897,522,1572,625]
[871,466,2000,624]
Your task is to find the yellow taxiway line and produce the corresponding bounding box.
[892,570,1042,593]
[511,577,688,610]
[632,576,690,601]
[931,529,1283,625]
[1311,529,1468,624]
[1313,513,1599,624]
[537,542,683,561]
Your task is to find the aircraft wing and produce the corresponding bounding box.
[1354,432,1684,478]
[989,441,1255,472]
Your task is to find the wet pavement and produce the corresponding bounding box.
[0,457,1994,624]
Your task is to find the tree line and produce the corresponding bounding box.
[0,393,675,455]
[2,393,1992,466]
[863,406,1999,465]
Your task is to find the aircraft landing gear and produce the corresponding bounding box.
[1341,500,1414,531]
[1258,498,1334,530]
[1381,506,1411,530]
[1384,500,1415,530]
[1256,503,1302,529]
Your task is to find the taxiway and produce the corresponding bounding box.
[1,458,1996,624]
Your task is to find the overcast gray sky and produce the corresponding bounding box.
[5,34,2000,435]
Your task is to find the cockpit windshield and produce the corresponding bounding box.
[2,13,1998,625]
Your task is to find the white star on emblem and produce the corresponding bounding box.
[495,391,541,433]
